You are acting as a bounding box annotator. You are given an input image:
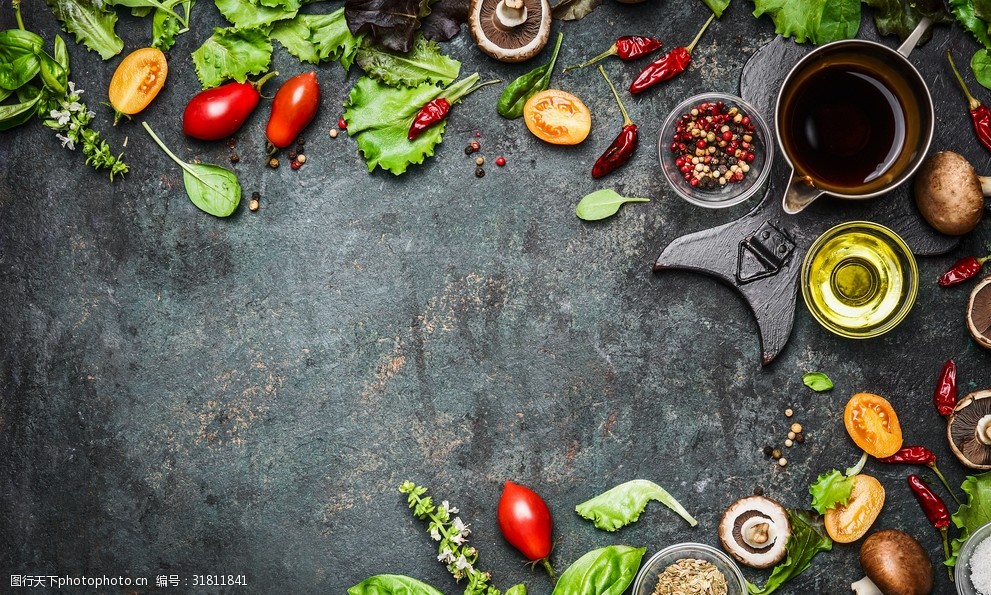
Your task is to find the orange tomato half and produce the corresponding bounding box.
[844,392,903,458]
[523,89,591,145]
[824,474,885,543]
[108,47,167,122]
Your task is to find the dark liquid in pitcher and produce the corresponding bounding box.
[784,65,905,189]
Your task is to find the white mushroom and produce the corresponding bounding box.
[468,0,551,63]
[718,495,791,569]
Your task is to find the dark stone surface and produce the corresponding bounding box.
[1,2,990,594]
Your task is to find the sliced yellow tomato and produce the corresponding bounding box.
[824,474,885,543]
[108,47,167,123]
[844,392,903,458]
[523,89,591,146]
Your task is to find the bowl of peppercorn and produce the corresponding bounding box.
[659,92,773,209]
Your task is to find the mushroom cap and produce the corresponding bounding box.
[468,0,552,63]
[718,495,791,569]
[913,150,984,236]
[967,276,991,351]
[859,529,932,595]
[947,389,991,470]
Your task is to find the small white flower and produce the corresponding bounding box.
[85,110,96,119]
[429,526,442,541]
[454,554,473,572]
[56,133,74,150]
[67,81,82,95]
[453,517,470,537]
[437,548,455,564]
[441,500,459,514]
[66,101,83,113]
[50,109,71,126]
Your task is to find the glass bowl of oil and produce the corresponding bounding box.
[801,221,918,339]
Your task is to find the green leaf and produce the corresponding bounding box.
[575,189,649,221]
[552,545,645,595]
[142,122,241,217]
[575,479,696,530]
[215,0,298,29]
[950,0,991,48]
[751,0,860,44]
[497,32,563,119]
[355,33,461,88]
[0,30,43,91]
[347,574,443,595]
[747,510,832,594]
[702,0,730,18]
[270,9,362,68]
[863,0,951,44]
[192,27,272,89]
[802,372,833,392]
[976,0,991,22]
[551,0,603,21]
[808,469,855,514]
[46,0,124,59]
[0,89,42,131]
[973,49,991,90]
[949,472,991,567]
[504,585,527,595]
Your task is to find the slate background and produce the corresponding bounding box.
[2,1,990,594]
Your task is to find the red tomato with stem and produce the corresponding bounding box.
[266,71,320,148]
[182,72,278,141]
[497,481,555,579]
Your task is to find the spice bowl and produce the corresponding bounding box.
[658,92,774,209]
[632,542,748,595]
[956,520,991,595]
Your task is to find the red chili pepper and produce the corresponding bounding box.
[630,14,714,95]
[938,254,991,287]
[567,35,662,70]
[933,359,957,417]
[947,49,991,153]
[908,475,952,577]
[592,66,638,179]
[407,75,500,141]
[879,446,960,504]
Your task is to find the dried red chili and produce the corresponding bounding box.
[933,359,957,417]
[879,446,959,504]
[938,254,991,287]
[947,49,991,153]
[907,475,952,575]
[567,35,662,70]
[407,76,500,140]
[629,14,714,95]
[592,66,638,179]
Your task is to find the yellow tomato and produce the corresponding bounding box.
[824,474,885,543]
[523,89,591,145]
[108,47,167,123]
[844,392,903,458]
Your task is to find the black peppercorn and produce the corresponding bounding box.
[475,167,485,178]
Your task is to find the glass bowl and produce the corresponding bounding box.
[801,221,918,339]
[631,542,748,595]
[956,520,991,595]
[658,92,774,209]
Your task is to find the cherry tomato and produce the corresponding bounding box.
[824,474,885,543]
[523,89,592,146]
[844,392,904,458]
[497,481,552,561]
[266,71,320,149]
[108,47,167,124]
[183,72,278,141]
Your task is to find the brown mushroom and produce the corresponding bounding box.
[468,0,551,63]
[967,276,991,350]
[718,495,791,569]
[858,529,933,595]
[913,151,987,236]
[947,389,991,470]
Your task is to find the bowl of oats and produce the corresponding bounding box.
[632,542,748,595]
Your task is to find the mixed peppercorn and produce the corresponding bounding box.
[670,100,758,190]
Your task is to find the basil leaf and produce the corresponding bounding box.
[347,574,443,595]
[505,585,527,595]
[53,34,69,70]
[552,545,645,595]
[0,30,43,91]
[497,32,563,119]
[576,189,649,221]
[39,51,68,96]
[973,49,991,90]
[802,372,833,392]
[143,122,242,217]
[747,510,832,594]
[355,33,461,87]
[0,89,42,131]
[702,0,731,18]
[576,479,697,530]
[552,0,603,21]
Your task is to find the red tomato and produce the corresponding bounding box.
[497,481,552,561]
[183,72,277,141]
[266,71,320,148]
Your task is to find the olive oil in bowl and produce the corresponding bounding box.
[802,222,918,338]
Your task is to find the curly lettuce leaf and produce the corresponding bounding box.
[949,472,991,567]
[747,510,832,594]
[863,0,951,44]
[192,27,272,89]
[575,479,697,530]
[344,76,447,175]
[46,0,124,59]
[752,0,860,44]
[355,33,460,87]
[809,470,855,514]
[950,0,991,48]
[344,0,431,53]
[271,9,363,67]
[215,0,298,29]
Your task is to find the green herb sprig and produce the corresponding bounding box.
[41,81,128,180]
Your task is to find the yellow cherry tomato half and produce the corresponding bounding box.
[844,392,904,458]
[108,47,168,123]
[824,474,885,543]
[523,89,591,146]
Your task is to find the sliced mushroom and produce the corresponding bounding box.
[719,495,791,569]
[947,389,991,470]
[468,0,551,62]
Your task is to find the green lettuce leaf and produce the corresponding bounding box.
[192,27,272,89]
[215,0,298,29]
[747,510,832,594]
[575,479,697,530]
[863,0,951,43]
[950,0,991,48]
[355,33,461,87]
[949,472,991,567]
[809,470,855,514]
[270,9,362,68]
[702,0,731,18]
[46,0,124,59]
[752,0,860,44]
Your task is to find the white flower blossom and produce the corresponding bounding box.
[65,101,83,113]
[454,554,473,573]
[437,548,455,564]
[50,109,71,126]
[56,133,74,150]
[453,517,470,537]
[441,500,459,514]
[67,81,82,95]
[429,526,442,541]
